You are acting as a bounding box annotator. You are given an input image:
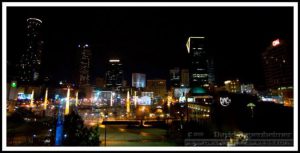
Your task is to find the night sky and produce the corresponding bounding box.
[7,7,294,86]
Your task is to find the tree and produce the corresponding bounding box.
[62,110,100,146]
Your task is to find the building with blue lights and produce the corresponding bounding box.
[132,73,146,89]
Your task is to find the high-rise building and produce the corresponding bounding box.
[146,80,167,98]
[186,36,209,88]
[18,18,43,84]
[132,73,146,88]
[180,69,189,87]
[170,67,181,88]
[262,38,293,89]
[207,58,215,85]
[105,59,123,89]
[262,38,293,107]
[77,44,92,86]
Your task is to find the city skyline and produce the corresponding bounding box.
[3,3,296,150]
[7,7,293,86]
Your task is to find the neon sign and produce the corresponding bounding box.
[272,39,280,47]
[220,97,231,107]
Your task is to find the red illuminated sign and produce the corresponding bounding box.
[272,39,280,47]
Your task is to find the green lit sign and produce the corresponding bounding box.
[11,82,17,88]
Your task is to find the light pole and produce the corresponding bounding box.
[104,123,106,146]
[247,103,256,118]
[104,109,108,146]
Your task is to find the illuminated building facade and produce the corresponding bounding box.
[141,91,154,98]
[180,69,189,87]
[262,38,293,89]
[170,67,181,88]
[146,80,167,98]
[77,44,92,86]
[132,73,146,88]
[240,84,255,94]
[105,59,124,89]
[186,37,209,88]
[207,58,215,85]
[262,38,293,107]
[224,79,241,93]
[18,18,43,84]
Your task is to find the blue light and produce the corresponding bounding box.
[55,94,59,100]
[55,102,64,146]
[17,93,31,100]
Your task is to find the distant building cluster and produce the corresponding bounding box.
[7,18,294,115]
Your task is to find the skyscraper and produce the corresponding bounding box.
[180,69,189,87]
[186,36,209,88]
[262,38,293,89]
[170,67,180,88]
[262,38,293,107]
[77,43,92,86]
[18,18,43,84]
[207,58,215,85]
[146,79,167,98]
[105,59,124,89]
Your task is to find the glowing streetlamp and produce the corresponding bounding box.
[30,90,34,108]
[44,88,48,110]
[75,91,79,107]
[134,91,137,107]
[110,92,114,107]
[65,87,70,115]
[126,91,130,117]
[247,103,256,118]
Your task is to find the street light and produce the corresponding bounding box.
[247,103,256,118]
[104,114,108,146]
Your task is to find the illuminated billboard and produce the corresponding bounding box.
[137,96,151,105]
[18,93,32,100]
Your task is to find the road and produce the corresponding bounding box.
[99,125,176,146]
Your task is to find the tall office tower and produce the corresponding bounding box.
[18,18,43,84]
[146,79,167,98]
[186,36,209,88]
[262,38,293,89]
[77,44,92,86]
[207,58,215,85]
[180,69,189,87]
[132,73,146,88]
[105,59,124,89]
[170,67,181,88]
